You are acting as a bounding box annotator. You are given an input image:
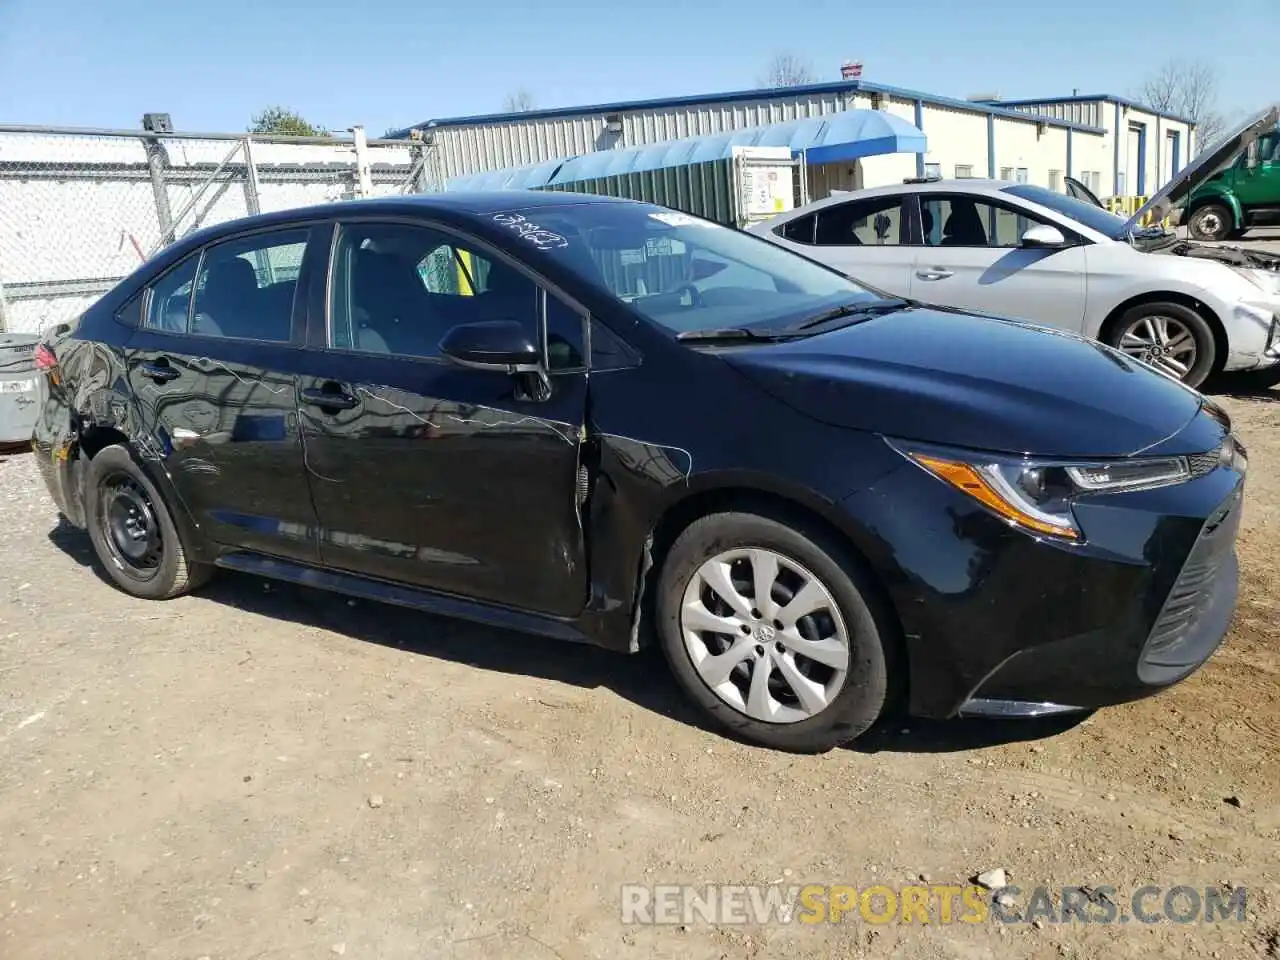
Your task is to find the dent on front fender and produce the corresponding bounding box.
[575,424,907,653]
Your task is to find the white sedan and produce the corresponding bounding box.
[751,106,1280,388]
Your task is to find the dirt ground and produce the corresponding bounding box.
[2,391,1279,959]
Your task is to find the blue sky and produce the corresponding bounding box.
[0,0,1274,135]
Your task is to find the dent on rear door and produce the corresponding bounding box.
[812,195,917,297]
[126,332,319,561]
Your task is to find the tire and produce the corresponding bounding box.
[1187,204,1233,242]
[655,510,893,753]
[1103,301,1217,389]
[84,444,212,600]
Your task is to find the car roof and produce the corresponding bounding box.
[778,179,1022,217]
[168,189,642,255]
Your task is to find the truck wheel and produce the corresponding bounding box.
[1187,204,1232,242]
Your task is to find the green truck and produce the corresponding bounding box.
[1183,124,1280,240]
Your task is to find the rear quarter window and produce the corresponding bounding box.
[775,215,816,245]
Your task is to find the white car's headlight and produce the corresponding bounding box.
[1230,266,1280,296]
[890,441,1210,542]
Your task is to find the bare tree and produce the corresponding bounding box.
[503,89,537,113]
[761,53,814,88]
[1139,59,1226,153]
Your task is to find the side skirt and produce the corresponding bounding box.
[215,551,602,647]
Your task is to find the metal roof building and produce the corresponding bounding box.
[394,78,1196,202]
[445,110,927,191]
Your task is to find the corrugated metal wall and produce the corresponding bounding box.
[430,89,873,182]
[1007,101,1104,128]
[541,158,739,224]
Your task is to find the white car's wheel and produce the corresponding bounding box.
[1105,302,1216,388]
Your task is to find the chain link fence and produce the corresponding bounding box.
[0,125,436,334]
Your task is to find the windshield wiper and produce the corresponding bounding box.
[675,327,785,343]
[790,298,909,331]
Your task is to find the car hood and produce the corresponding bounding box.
[1125,103,1279,233]
[1153,239,1280,295]
[723,306,1205,458]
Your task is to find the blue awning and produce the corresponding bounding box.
[444,109,925,191]
[447,157,567,192]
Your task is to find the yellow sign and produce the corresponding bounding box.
[797,884,989,925]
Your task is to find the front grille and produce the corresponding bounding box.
[1141,489,1242,667]
[1145,556,1222,657]
[1187,446,1223,479]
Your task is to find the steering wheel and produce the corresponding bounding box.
[671,283,705,308]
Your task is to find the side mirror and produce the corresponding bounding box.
[439,320,540,373]
[1020,224,1067,249]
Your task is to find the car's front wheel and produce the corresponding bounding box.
[655,511,893,752]
[1187,204,1233,242]
[84,444,212,600]
[1104,301,1217,388]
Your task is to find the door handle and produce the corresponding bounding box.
[139,359,181,383]
[300,385,358,411]
[915,268,955,281]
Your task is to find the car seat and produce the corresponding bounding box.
[941,201,988,246]
[197,258,260,338]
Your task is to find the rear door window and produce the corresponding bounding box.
[191,230,309,342]
[775,214,816,244]
[814,196,906,246]
[143,229,309,342]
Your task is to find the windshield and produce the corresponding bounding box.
[491,201,880,334]
[1001,184,1130,241]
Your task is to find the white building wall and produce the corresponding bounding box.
[1070,128,1111,194]
[1004,98,1195,197]
[992,121,1070,189]
[1039,126,1071,191]
[917,105,990,182]
[1117,105,1194,195]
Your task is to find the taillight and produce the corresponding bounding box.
[34,343,60,385]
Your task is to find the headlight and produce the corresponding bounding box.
[1230,266,1280,297]
[890,441,1194,542]
[1229,266,1265,289]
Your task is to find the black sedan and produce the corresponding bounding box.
[31,191,1245,752]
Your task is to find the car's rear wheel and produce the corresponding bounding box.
[655,511,892,752]
[1105,301,1216,388]
[1187,204,1232,242]
[84,444,212,600]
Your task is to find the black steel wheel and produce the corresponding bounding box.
[84,444,212,599]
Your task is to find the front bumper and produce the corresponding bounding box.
[1220,301,1280,372]
[1265,312,1280,362]
[843,436,1245,720]
[959,484,1241,715]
